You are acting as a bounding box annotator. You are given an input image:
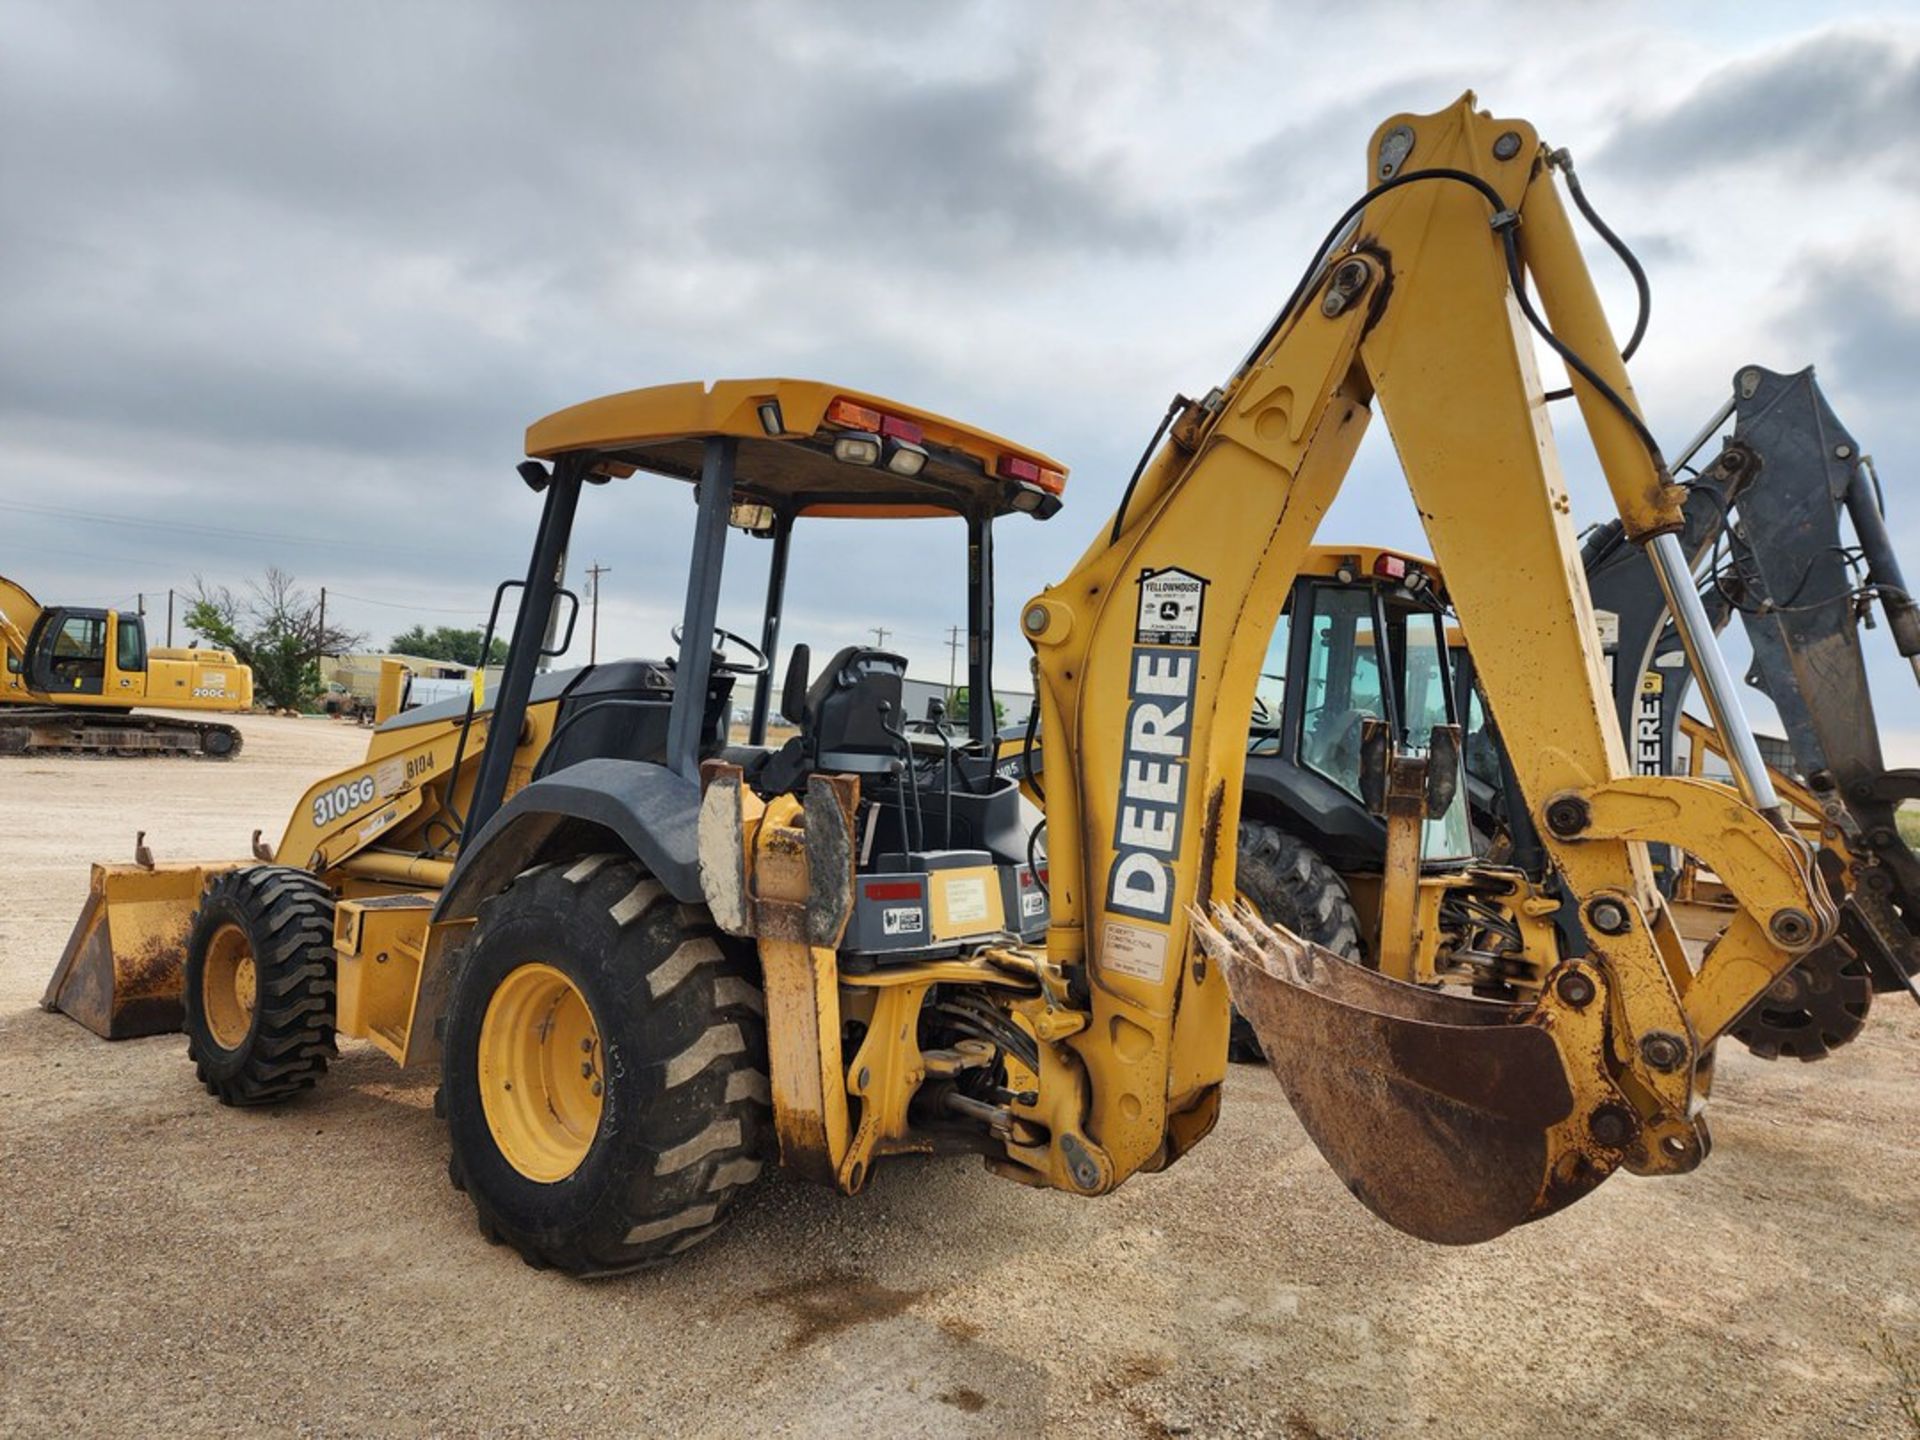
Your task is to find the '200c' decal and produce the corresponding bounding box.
[1106,646,1197,924]
[312,775,376,828]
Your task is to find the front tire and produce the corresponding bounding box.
[183,866,337,1104]
[1230,819,1364,1061]
[440,854,773,1275]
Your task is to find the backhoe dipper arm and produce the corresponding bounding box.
[1021,95,1832,1239]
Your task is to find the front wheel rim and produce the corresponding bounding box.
[477,962,604,1183]
[202,923,257,1049]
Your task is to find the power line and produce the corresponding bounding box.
[0,498,426,558]
[326,589,492,615]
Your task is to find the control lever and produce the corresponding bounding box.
[925,697,956,847]
[876,701,924,852]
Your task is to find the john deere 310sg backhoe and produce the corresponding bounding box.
[47,95,1867,1269]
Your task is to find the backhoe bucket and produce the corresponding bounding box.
[42,862,229,1039]
[1199,906,1606,1244]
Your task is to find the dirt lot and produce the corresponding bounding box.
[2,711,1916,1438]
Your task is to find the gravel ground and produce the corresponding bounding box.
[2,711,1916,1438]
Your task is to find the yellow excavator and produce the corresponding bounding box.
[46,96,1859,1267]
[2,572,252,756]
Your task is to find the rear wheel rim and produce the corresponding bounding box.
[478,962,604,1183]
[202,923,257,1049]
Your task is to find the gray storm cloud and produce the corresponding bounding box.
[3,2,1918,741]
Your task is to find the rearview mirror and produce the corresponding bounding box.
[730,502,777,536]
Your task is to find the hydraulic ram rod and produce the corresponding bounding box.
[1646,529,1783,819]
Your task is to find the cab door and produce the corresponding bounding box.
[31,608,111,697]
[106,612,149,702]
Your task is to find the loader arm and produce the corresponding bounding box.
[1025,94,1832,1239]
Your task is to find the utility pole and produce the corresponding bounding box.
[944,625,964,705]
[166,589,174,646]
[870,625,891,649]
[317,586,328,666]
[586,562,611,664]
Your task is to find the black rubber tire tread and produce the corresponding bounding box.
[439,854,773,1276]
[1229,819,1364,1062]
[183,865,337,1105]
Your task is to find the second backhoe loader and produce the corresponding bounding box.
[48,95,1865,1266]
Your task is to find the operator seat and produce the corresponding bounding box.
[803,646,908,772]
[749,645,909,796]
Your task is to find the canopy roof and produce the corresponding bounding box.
[526,378,1069,520]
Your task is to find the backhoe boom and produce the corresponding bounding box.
[1027,94,1832,1239]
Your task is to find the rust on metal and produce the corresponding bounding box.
[42,861,234,1039]
[1195,903,1605,1244]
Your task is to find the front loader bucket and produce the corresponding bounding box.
[1199,907,1607,1244]
[41,862,230,1039]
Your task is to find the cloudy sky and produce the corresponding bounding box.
[6,1,1919,744]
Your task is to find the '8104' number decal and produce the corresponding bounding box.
[312,775,376,828]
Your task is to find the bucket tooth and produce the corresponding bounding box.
[1199,905,1610,1244]
[42,862,227,1040]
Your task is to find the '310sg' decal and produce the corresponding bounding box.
[312,775,376,828]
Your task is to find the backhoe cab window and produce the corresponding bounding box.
[1402,617,1473,860]
[1299,584,1473,861]
[1301,590,1382,791]
[1249,616,1289,757]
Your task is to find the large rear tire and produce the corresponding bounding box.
[1230,819,1364,1062]
[440,854,773,1275]
[183,866,337,1105]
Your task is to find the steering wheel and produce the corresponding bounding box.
[670,624,770,676]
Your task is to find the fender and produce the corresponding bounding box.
[1240,754,1384,872]
[435,757,705,921]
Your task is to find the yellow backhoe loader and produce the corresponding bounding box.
[2,572,252,756]
[47,96,1860,1267]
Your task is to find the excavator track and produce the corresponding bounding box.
[0,706,242,759]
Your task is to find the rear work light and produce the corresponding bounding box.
[1009,482,1062,520]
[833,432,883,467]
[1374,553,1408,580]
[826,397,930,475]
[884,440,928,477]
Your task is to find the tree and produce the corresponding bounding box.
[947,686,1006,729]
[186,568,364,711]
[389,625,507,666]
